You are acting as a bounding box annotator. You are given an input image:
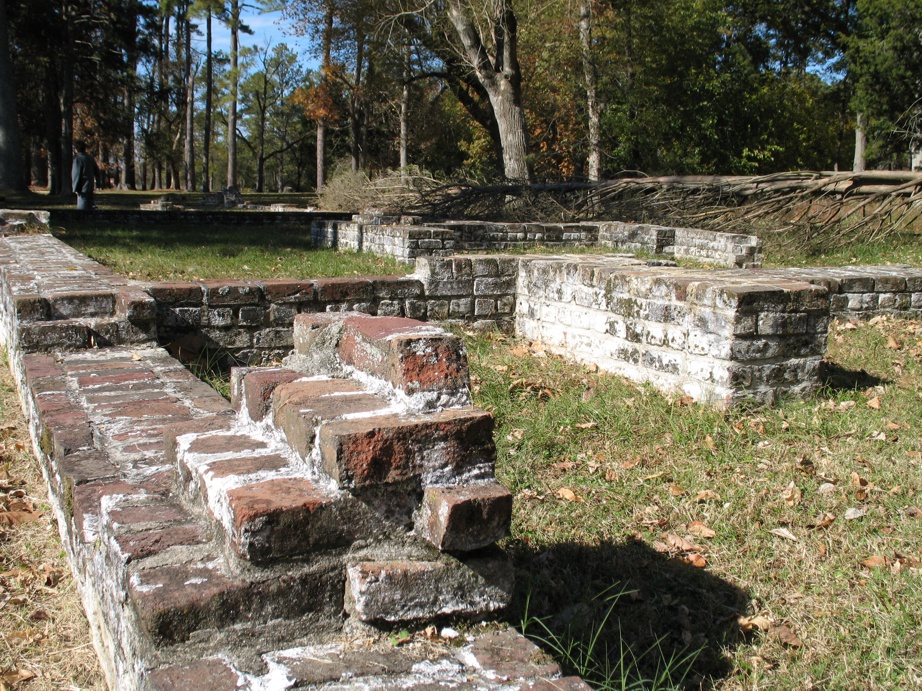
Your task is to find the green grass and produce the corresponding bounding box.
[51,221,412,281]
[463,319,922,689]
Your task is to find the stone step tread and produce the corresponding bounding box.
[144,628,590,690]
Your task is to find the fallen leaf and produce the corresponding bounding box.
[770,624,803,648]
[556,488,583,502]
[808,512,836,529]
[684,553,707,568]
[688,521,716,538]
[0,510,43,526]
[493,365,509,373]
[867,396,882,410]
[642,472,664,482]
[574,421,597,430]
[770,527,798,541]
[510,345,530,358]
[703,434,716,451]
[844,507,867,520]
[664,533,698,552]
[695,489,721,502]
[620,457,641,470]
[739,614,773,632]
[862,555,890,569]
[652,541,670,554]
[604,468,618,482]
[818,482,837,495]
[905,506,922,518]
[669,484,686,496]
[782,482,802,506]
[1,669,36,684]
[886,335,901,349]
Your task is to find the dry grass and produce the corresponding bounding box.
[0,357,104,691]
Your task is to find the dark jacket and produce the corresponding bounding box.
[72,153,96,195]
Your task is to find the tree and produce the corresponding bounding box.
[0,0,22,190]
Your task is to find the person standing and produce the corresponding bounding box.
[72,141,97,210]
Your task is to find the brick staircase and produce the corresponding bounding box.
[16,307,581,689]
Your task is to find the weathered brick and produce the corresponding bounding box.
[257,278,315,302]
[315,277,373,302]
[232,367,301,420]
[320,407,495,490]
[147,660,240,691]
[273,379,389,458]
[186,433,269,456]
[417,483,512,551]
[463,628,560,681]
[346,553,512,622]
[203,280,261,306]
[12,293,48,322]
[337,315,470,393]
[147,282,204,306]
[225,477,365,562]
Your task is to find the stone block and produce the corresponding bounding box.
[148,282,204,306]
[345,552,512,623]
[460,628,561,682]
[225,477,369,562]
[320,407,495,490]
[315,277,373,302]
[147,660,240,691]
[337,315,470,394]
[238,305,266,326]
[257,278,315,303]
[203,280,261,306]
[416,483,512,551]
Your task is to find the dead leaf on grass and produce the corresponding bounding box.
[905,506,922,518]
[739,614,773,632]
[770,624,804,648]
[695,489,721,503]
[807,512,836,529]
[886,335,902,349]
[844,507,867,521]
[769,527,798,541]
[510,345,530,358]
[684,553,707,568]
[688,521,716,538]
[556,488,583,502]
[574,421,597,430]
[862,555,890,569]
[703,434,716,451]
[867,396,882,410]
[669,484,686,496]
[782,482,802,506]
[0,509,43,526]
[1,668,37,685]
[620,457,641,470]
[664,533,700,552]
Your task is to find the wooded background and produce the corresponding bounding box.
[0,0,920,196]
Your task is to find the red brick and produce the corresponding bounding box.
[75,370,157,388]
[272,379,389,458]
[107,502,189,526]
[56,450,120,486]
[292,311,350,354]
[320,407,495,489]
[114,524,209,562]
[338,315,469,393]
[466,628,561,681]
[187,433,268,456]
[257,278,315,302]
[417,483,512,552]
[162,415,235,467]
[147,282,204,306]
[234,368,301,421]
[23,353,62,381]
[203,453,290,479]
[315,277,373,302]
[147,659,240,691]
[202,280,261,306]
[13,293,47,321]
[72,479,158,538]
[97,399,190,420]
[225,477,360,562]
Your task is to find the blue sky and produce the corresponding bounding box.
[201,6,318,65]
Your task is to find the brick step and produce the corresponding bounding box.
[290,312,470,402]
[18,316,155,352]
[93,492,346,649]
[143,627,590,691]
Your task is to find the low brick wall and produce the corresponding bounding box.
[516,256,830,406]
[311,217,764,268]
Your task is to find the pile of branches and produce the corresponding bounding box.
[392,171,922,250]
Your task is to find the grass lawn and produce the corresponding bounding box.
[51,221,412,281]
[465,319,922,689]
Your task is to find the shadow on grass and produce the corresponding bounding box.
[52,220,318,253]
[510,539,748,689]
[821,361,889,391]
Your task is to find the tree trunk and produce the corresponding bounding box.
[59,4,75,197]
[183,2,195,191]
[446,0,531,183]
[578,0,601,182]
[854,112,867,172]
[316,5,333,193]
[400,43,409,174]
[203,8,212,192]
[0,0,23,190]
[227,0,240,189]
